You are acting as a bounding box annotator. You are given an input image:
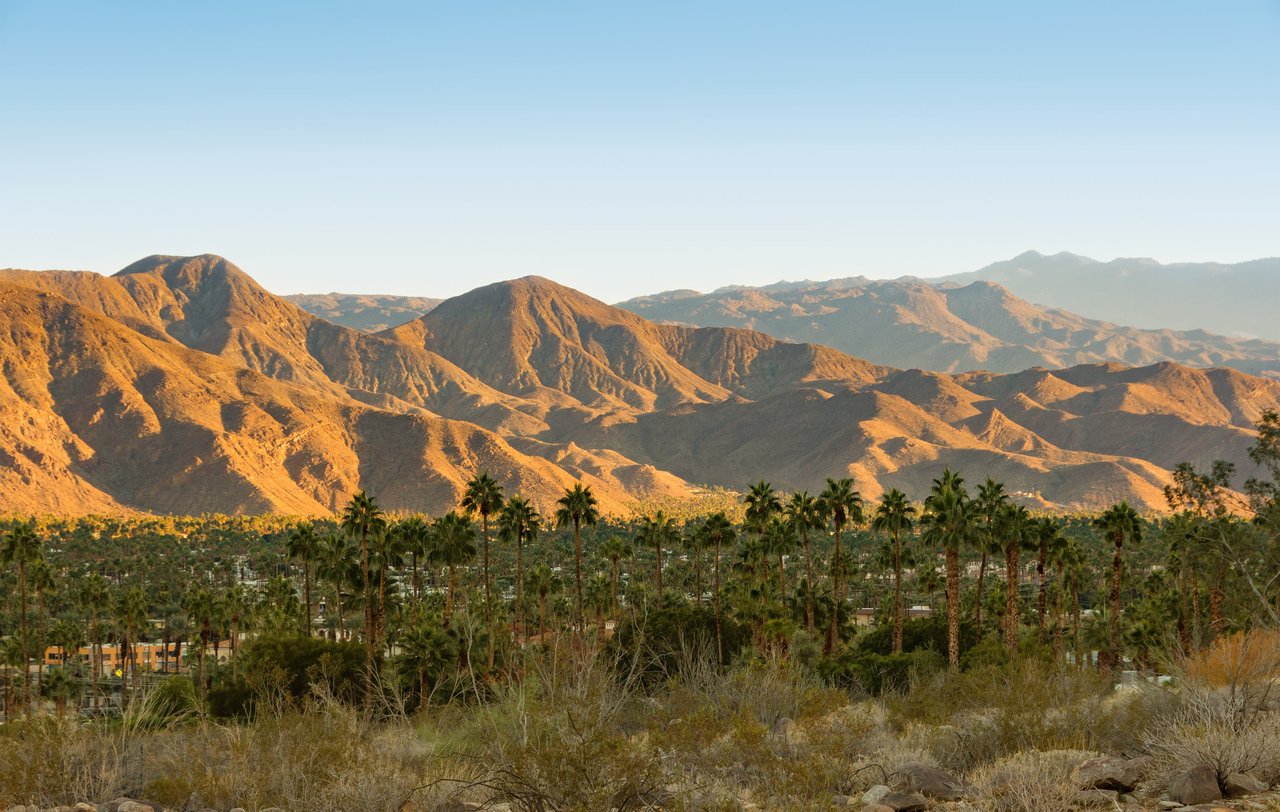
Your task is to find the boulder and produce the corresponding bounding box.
[1223,772,1268,798]
[861,785,891,805]
[894,762,973,801]
[862,806,893,812]
[1072,755,1143,792]
[117,803,162,812]
[1073,788,1120,806]
[877,791,929,811]
[1168,764,1223,805]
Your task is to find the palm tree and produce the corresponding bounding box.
[316,533,358,639]
[819,478,863,654]
[394,516,431,609]
[525,563,562,638]
[182,586,216,701]
[698,513,735,665]
[785,492,824,630]
[399,621,456,702]
[1,520,42,712]
[497,496,541,639]
[286,522,319,634]
[554,483,599,631]
[635,512,678,609]
[762,515,797,601]
[996,503,1034,652]
[1034,517,1067,638]
[223,583,254,677]
[682,524,706,605]
[1094,502,1142,673]
[41,667,79,720]
[461,472,504,667]
[27,558,54,704]
[745,481,782,537]
[585,573,612,632]
[370,526,405,656]
[597,535,633,618]
[340,490,388,658]
[432,512,477,624]
[114,586,148,708]
[921,469,971,669]
[872,488,917,654]
[79,573,110,707]
[973,478,1009,630]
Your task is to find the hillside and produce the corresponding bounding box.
[284,292,441,332]
[618,276,1280,377]
[943,250,1280,341]
[1,255,1277,515]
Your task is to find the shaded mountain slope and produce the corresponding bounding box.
[284,292,441,332]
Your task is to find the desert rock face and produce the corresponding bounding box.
[1,255,1277,515]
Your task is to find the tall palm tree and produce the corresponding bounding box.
[819,478,863,654]
[286,522,319,634]
[461,472,505,667]
[497,496,541,639]
[996,503,1034,652]
[1,520,42,712]
[340,490,388,658]
[973,478,1009,630]
[223,583,254,677]
[1034,517,1067,638]
[316,533,358,639]
[554,483,599,630]
[682,524,706,605]
[762,515,797,600]
[635,512,678,609]
[182,586,217,702]
[432,512,477,625]
[697,514,735,664]
[399,621,456,702]
[921,469,971,669]
[525,563,562,638]
[28,558,54,704]
[585,573,612,632]
[395,516,432,610]
[597,534,633,619]
[1093,502,1143,673]
[785,492,824,630]
[114,587,148,708]
[79,573,110,707]
[872,488,917,654]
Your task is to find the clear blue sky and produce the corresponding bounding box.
[2,1,1278,301]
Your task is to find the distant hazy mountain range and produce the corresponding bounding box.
[285,252,1280,378]
[943,251,1280,341]
[0,254,1277,516]
[284,292,441,332]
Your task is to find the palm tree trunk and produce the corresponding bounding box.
[515,535,525,641]
[1108,535,1122,674]
[1036,542,1048,638]
[609,556,619,618]
[1053,579,1064,661]
[1210,585,1225,636]
[303,561,312,636]
[714,538,723,666]
[446,564,456,624]
[36,592,45,707]
[946,548,960,669]
[892,532,904,655]
[975,550,988,628]
[335,585,345,639]
[483,514,493,668]
[826,523,843,655]
[694,550,703,607]
[18,563,28,715]
[803,530,814,630]
[361,528,373,658]
[654,538,664,609]
[1004,544,1019,652]
[1072,578,1083,670]
[574,520,584,631]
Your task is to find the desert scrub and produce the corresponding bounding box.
[889,658,1153,772]
[970,749,1100,812]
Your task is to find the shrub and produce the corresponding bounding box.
[970,749,1099,812]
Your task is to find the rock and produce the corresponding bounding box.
[74,804,97,812]
[862,785,891,805]
[1156,803,1182,810]
[1072,755,1143,792]
[1224,773,1268,798]
[1074,788,1120,806]
[894,762,973,801]
[117,803,163,812]
[1169,764,1223,805]
[862,805,893,812]
[876,792,929,811]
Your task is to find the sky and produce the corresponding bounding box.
[1,2,1278,302]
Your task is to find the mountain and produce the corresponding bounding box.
[942,250,1280,341]
[617,276,1280,378]
[284,292,441,332]
[1,255,1277,515]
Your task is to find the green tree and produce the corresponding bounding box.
[317,533,358,640]
[78,573,110,707]
[973,478,1009,630]
[432,512,477,624]
[1,520,42,712]
[921,469,972,669]
[554,483,599,631]
[114,586,148,708]
[286,521,319,634]
[1094,502,1143,672]
[461,472,504,667]
[635,512,678,609]
[819,478,863,654]
[525,563,562,638]
[995,503,1034,652]
[497,496,541,639]
[785,491,824,630]
[872,488,917,654]
[597,534,633,619]
[339,490,388,658]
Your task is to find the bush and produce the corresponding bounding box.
[819,649,945,695]
[608,602,750,688]
[234,632,367,711]
[970,749,1099,812]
